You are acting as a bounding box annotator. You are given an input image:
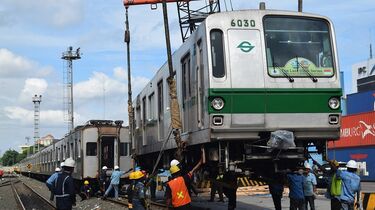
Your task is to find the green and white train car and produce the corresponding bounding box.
[133,8,341,174]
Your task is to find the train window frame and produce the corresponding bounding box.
[157,79,163,121]
[181,52,191,102]
[86,142,97,156]
[148,92,156,121]
[119,142,128,156]
[263,15,335,78]
[210,29,226,78]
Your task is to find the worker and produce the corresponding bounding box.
[303,163,317,210]
[98,166,108,196]
[127,170,148,209]
[79,180,93,201]
[46,166,61,201]
[313,159,341,210]
[54,158,76,210]
[0,169,3,180]
[170,159,198,196]
[166,148,205,210]
[287,168,305,210]
[268,172,284,210]
[103,165,126,200]
[209,163,224,202]
[333,160,361,210]
[222,170,238,210]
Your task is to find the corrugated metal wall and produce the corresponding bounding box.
[328,111,375,148]
[328,147,375,181]
[346,90,375,115]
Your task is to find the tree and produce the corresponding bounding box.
[1,149,21,166]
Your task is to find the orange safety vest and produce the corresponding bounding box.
[167,176,191,207]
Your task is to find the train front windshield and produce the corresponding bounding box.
[264,16,334,78]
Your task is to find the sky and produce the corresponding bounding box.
[0,0,374,155]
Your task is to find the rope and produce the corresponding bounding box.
[151,125,174,177]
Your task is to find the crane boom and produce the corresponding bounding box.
[123,0,193,6]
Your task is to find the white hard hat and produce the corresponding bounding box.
[304,162,311,169]
[60,162,65,167]
[346,160,357,169]
[114,165,120,170]
[102,166,108,170]
[170,159,180,166]
[55,167,61,172]
[64,158,75,168]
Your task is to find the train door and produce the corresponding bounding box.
[181,54,191,133]
[100,136,115,169]
[227,29,266,126]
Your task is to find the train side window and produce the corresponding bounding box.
[119,143,128,156]
[210,29,225,78]
[148,92,155,120]
[157,80,163,120]
[181,53,191,101]
[142,96,146,127]
[86,142,97,156]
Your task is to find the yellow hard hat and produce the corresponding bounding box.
[84,180,89,185]
[170,165,180,174]
[133,171,145,179]
[129,171,136,180]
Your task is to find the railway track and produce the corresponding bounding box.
[107,197,168,210]
[11,178,56,210]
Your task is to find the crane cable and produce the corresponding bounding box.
[124,6,135,168]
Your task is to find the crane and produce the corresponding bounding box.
[123,0,220,163]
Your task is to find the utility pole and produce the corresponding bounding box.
[32,94,42,154]
[62,46,81,132]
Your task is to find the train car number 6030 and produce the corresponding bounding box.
[231,19,256,27]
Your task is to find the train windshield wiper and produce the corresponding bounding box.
[296,57,318,83]
[272,65,294,83]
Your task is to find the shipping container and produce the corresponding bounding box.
[328,147,375,181]
[328,111,375,148]
[346,90,375,115]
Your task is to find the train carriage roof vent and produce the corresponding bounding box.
[259,2,266,10]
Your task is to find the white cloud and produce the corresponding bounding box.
[75,71,126,99]
[19,78,48,103]
[3,106,80,127]
[113,67,127,81]
[0,48,34,77]
[1,0,84,28]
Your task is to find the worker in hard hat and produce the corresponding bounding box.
[332,160,361,210]
[103,166,126,200]
[45,167,61,201]
[127,171,148,209]
[79,180,93,201]
[166,148,205,210]
[97,166,108,196]
[55,158,76,210]
[303,162,317,210]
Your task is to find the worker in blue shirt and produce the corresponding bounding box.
[333,160,361,210]
[55,158,76,210]
[303,163,317,210]
[46,166,62,201]
[287,168,305,210]
[103,165,125,200]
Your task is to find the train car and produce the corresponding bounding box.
[132,8,341,175]
[19,120,131,180]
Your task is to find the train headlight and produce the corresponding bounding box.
[211,97,225,110]
[328,97,340,110]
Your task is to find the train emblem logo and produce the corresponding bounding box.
[237,41,254,52]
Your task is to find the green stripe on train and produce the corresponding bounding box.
[208,88,342,114]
